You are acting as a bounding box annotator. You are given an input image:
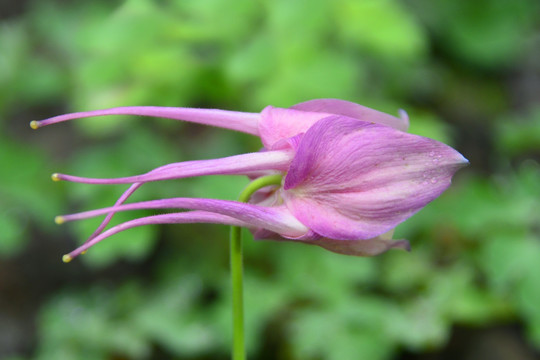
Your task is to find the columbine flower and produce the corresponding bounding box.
[32,99,467,261]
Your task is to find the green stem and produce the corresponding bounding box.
[230,174,283,360]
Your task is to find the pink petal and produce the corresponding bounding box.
[291,98,409,131]
[86,182,142,241]
[283,116,468,240]
[53,149,293,184]
[308,231,410,257]
[251,227,409,256]
[259,100,409,148]
[31,106,260,135]
[64,211,250,259]
[57,198,309,238]
[309,238,410,256]
[259,107,330,149]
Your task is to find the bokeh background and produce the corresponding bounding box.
[1,0,540,359]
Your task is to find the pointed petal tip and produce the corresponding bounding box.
[393,239,411,252]
[398,109,410,129]
[450,152,470,171]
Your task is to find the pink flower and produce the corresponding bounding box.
[32,99,467,260]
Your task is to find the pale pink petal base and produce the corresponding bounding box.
[290,98,409,131]
[259,107,330,149]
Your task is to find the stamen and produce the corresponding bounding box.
[30,121,40,130]
[51,173,61,182]
[55,216,65,225]
[62,254,72,263]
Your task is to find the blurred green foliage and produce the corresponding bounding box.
[1,0,539,359]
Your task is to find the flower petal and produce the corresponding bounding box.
[290,98,409,131]
[57,198,309,238]
[85,182,143,241]
[53,149,293,184]
[63,150,290,242]
[283,116,468,239]
[64,211,250,260]
[259,107,330,148]
[305,229,410,256]
[250,227,409,256]
[259,100,409,148]
[31,106,260,135]
[309,237,410,256]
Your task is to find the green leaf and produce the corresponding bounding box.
[335,0,427,60]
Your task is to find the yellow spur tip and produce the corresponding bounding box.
[51,173,61,182]
[30,121,40,130]
[62,254,72,263]
[54,216,65,225]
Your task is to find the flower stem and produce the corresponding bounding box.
[230,174,283,360]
